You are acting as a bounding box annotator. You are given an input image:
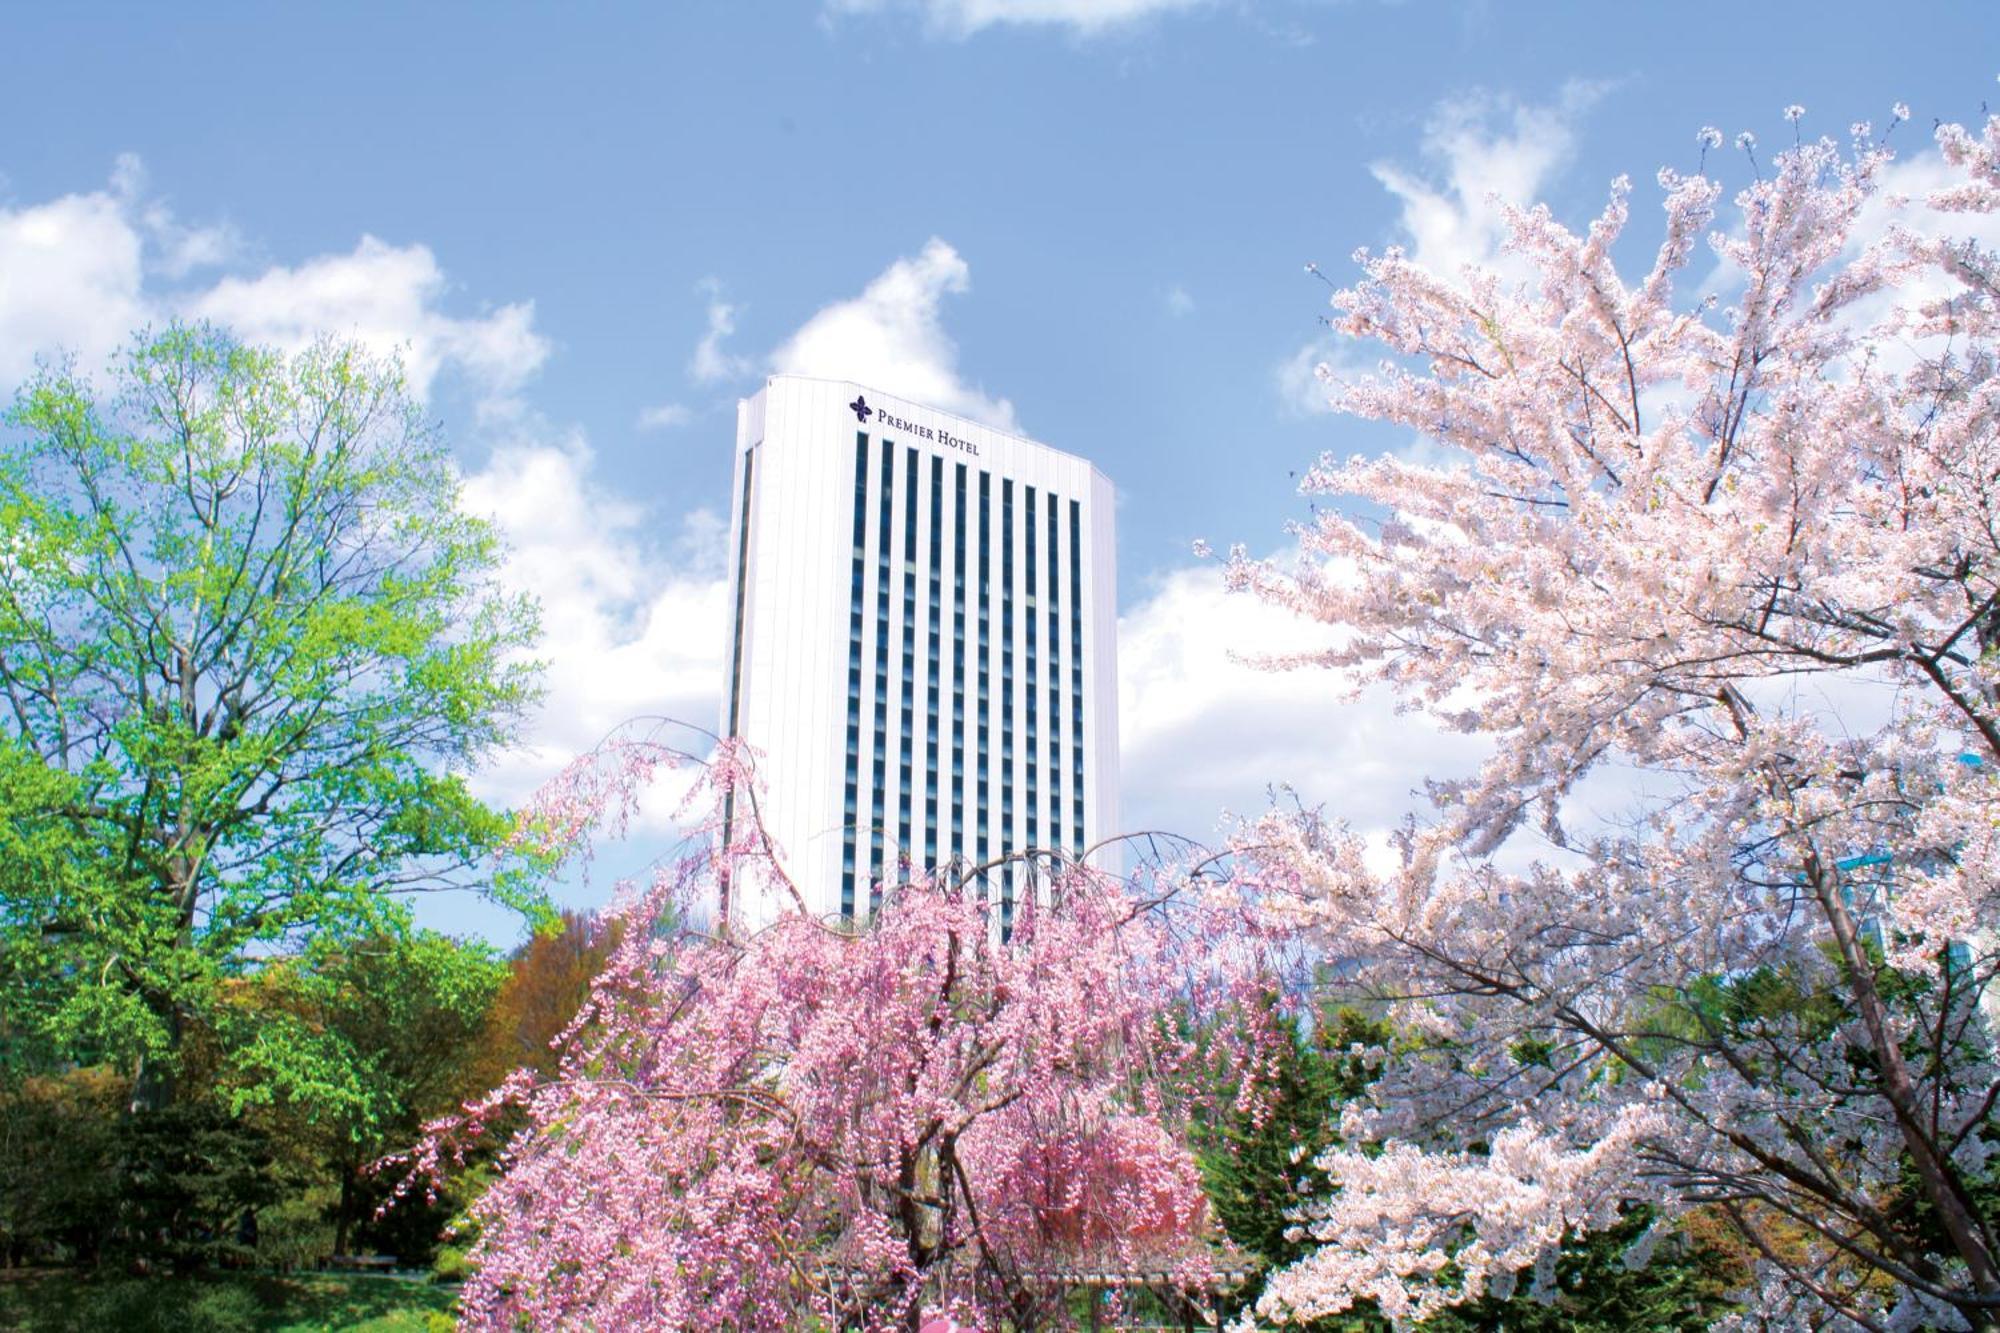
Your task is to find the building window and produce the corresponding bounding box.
[1025,486,1039,871]
[896,447,918,887]
[1070,498,1086,855]
[952,462,967,871]
[1048,495,1062,840]
[840,434,868,919]
[926,455,942,868]
[977,471,991,893]
[869,439,894,915]
[1001,478,1015,931]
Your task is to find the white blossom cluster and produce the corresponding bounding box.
[1228,113,2000,1328]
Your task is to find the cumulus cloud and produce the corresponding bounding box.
[0,184,150,389]
[1824,140,2000,352]
[688,279,753,384]
[0,156,546,416]
[637,402,693,431]
[187,238,547,409]
[461,432,727,826]
[827,0,1209,37]
[1276,332,1397,419]
[1118,559,1487,849]
[769,237,1017,429]
[108,153,243,281]
[1371,80,1609,281]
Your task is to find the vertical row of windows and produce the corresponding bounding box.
[870,443,893,912]
[952,464,967,867]
[896,448,918,897]
[925,456,942,866]
[1024,487,1040,873]
[977,473,991,892]
[1047,498,1062,850]
[1070,499,1086,854]
[841,436,867,919]
[1000,479,1016,929]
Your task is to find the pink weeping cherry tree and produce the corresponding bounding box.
[1224,107,2000,1329]
[397,726,1270,1331]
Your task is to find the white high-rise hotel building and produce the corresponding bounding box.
[720,375,1118,924]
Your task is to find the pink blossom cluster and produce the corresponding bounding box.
[409,733,1268,1329]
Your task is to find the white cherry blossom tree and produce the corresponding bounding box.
[1229,108,2000,1330]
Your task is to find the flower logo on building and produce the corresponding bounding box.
[849,395,872,423]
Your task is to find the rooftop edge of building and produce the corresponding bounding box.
[744,374,1116,489]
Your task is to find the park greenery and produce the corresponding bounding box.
[3,105,2000,1332]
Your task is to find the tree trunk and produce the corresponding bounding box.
[335,1167,355,1258]
[127,1004,183,1114]
[1814,861,2000,1317]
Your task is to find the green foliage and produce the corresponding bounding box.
[431,1244,471,1284]
[0,1275,261,1333]
[0,1069,121,1264]
[233,928,506,1263]
[2,1077,308,1275]
[0,932,504,1274]
[1412,1207,1738,1333]
[231,931,505,1136]
[1195,1003,1387,1273]
[109,1102,280,1271]
[0,1271,457,1333]
[251,1182,340,1272]
[0,323,544,1105]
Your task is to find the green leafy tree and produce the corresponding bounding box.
[1196,1003,1386,1277]
[234,930,506,1258]
[0,324,543,1109]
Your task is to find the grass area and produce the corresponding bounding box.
[0,1269,457,1331]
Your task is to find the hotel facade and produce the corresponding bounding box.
[720,375,1118,924]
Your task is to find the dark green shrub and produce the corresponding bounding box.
[431,1244,471,1284]
[110,1104,279,1271]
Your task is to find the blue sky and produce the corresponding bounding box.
[5,1,1997,938]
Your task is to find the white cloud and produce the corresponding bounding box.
[0,185,149,388]
[461,431,728,829]
[637,402,693,431]
[828,0,1209,37]
[110,152,243,281]
[769,237,1017,430]
[0,156,544,416]
[186,237,548,409]
[1118,560,1487,846]
[1829,146,2000,356]
[1164,284,1195,317]
[688,279,753,384]
[1371,80,1608,281]
[1277,332,1398,418]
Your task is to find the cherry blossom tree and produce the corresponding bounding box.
[401,726,1261,1331]
[1226,108,2000,1329]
